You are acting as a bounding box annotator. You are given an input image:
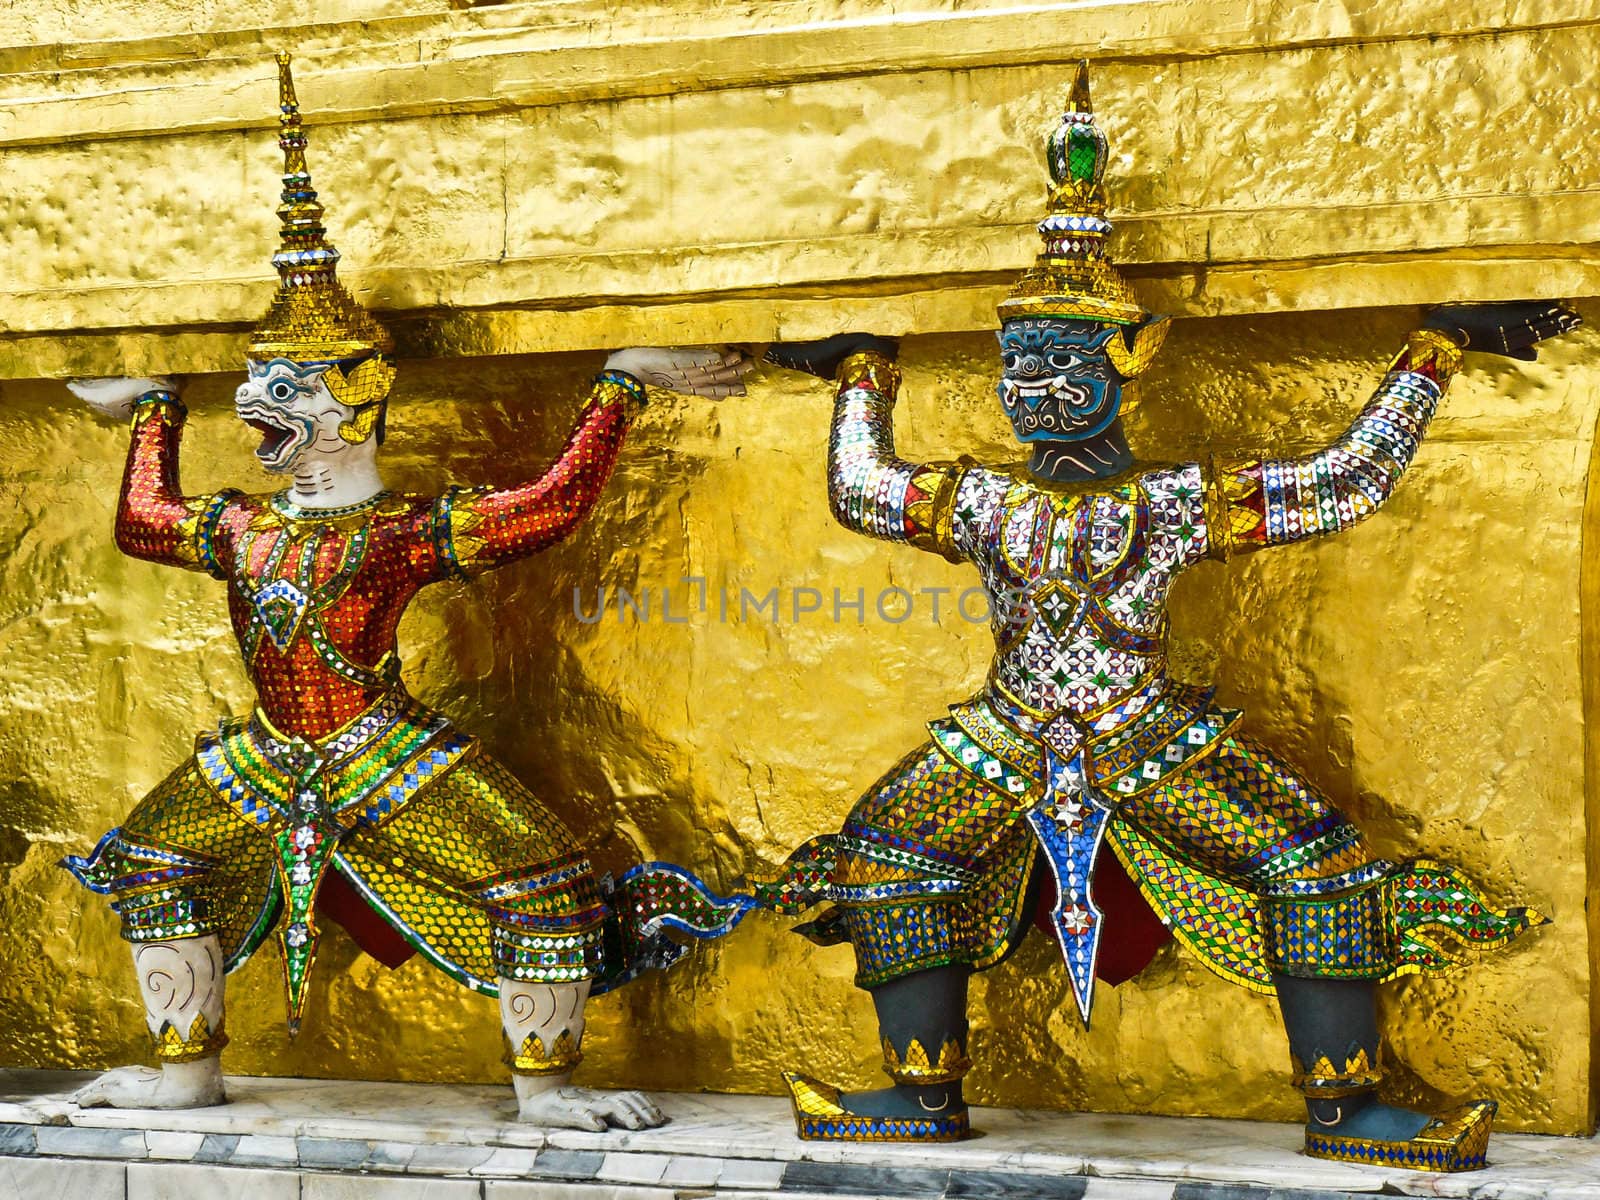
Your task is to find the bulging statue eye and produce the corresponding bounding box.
[1047,352,1079,372]
[267,379,299,403]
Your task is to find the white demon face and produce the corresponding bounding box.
[236,359,352,472]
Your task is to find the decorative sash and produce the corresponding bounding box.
[194,688,473,1028]
[927,680,1241,1026]
[1024,713,1114,1026]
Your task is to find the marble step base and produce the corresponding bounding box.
[1,1069,1597,1200]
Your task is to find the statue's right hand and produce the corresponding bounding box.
[1421,302,1581,362]
[66,376,176,421]
[765,333,899,381]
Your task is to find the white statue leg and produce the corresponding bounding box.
[74,936,228,1109]
[501,978,666,1130]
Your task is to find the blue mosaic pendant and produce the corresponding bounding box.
[1026,713,1114,1028]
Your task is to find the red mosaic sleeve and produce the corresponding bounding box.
[113,394,222,572]
[429,372,645,578]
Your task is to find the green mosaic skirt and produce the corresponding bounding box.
[64,745,609,1000]
[754,733,1544,992]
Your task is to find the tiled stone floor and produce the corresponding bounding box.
[1,1070,1596,1199]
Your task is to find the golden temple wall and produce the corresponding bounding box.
[2,0,1598,1136]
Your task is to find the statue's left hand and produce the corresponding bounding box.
[66,376,178,421]
[603,346,754,398]
[1422,301,1582,362]
[765,333,900,381]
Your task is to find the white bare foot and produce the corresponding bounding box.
[72,1059,226,1109]
[513,1083,666,1131]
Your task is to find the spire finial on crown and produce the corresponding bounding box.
[1069,58,1091,115]
[249,51,393,366]
[998,59,1147,331]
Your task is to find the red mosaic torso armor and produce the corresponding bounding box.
[114,380,640,740]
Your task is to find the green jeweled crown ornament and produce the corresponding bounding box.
[999,61,1168,380]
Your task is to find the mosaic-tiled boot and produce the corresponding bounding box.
[784,964,971,1142]
[1276,975,1495,1173]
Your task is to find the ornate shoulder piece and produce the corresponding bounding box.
[430,484,493,580]
[904,459,969,564]
[191,490,243,579]
[1202,456,1267,561]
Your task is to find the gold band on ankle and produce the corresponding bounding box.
[505,1029,583,1076]
[152,1014,228,1063]
[882,1035,971,1086]
[1291,1046,1383,1098]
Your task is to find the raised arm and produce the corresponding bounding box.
[68,378,222,572]
[1203,302,1580,559]
[431,371,646,578]
[767,335,968,562]
[431,348,753,578]
[829,351,969,561]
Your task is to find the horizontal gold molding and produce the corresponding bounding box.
[9,188,1597,332]
[5,1,1599,147]
[3,1,1597,378]
[8,250,1595,381]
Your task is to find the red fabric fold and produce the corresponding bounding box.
[319,870,417,969]
[1033,842,1173,985]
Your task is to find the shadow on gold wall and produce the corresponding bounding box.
[0,303,1595,1132]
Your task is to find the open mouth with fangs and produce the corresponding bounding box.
[246,417,293,458]
[999,376,1069,410]
[236,405,308,470]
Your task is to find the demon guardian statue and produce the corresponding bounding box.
[646,63,1578,1171]
[61,55,750,1131]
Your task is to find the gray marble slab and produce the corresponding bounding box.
[0,1068,1594,1200]
[0,1155,124,1200]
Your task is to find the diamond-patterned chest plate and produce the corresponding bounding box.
[217,496,433,740]
[965,466,1207,714]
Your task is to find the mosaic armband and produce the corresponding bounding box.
[828,351,968,563]
[130,388,186,421]
[1204,331,1459,559]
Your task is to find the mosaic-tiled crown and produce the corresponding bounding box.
[998,61,1147,328]
[248,53,393,364]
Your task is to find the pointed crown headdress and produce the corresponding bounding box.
[998,61,1168,380]
[249,53,395,434]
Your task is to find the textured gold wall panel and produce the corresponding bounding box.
[2,2,1596,375]
[1,305,1594,1132]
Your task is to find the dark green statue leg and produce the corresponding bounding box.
[1273,974,1430,1141]
[1262,887,1494,1168]
[834,964,970,1119]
